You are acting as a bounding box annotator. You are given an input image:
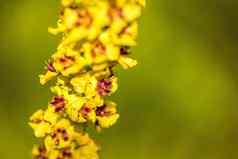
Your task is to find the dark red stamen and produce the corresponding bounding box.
[51,133,57,138]
[61,129,69,141]
[47,62,56,72]
[59,57,67,63]
[96,105,111,117]
[120,47,129,55]
[62,148,72,157]
[51,96,65,112]
[55,139,60,145]
[97,80,112,96]
[80,106,91,117]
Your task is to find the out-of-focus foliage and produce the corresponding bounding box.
[0,0,238,159]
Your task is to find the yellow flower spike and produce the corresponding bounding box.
[30,0,145,158]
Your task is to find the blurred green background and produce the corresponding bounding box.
[1,0,238,159]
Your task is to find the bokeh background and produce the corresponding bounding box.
[1,0,238,159]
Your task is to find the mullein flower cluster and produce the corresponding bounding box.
[29,0,145,158]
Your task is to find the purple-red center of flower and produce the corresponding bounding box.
[51,128,69,146]
[96,105,111,117]
[97,80,112,96]
[92,42,106,58]
[80,106,92,117]
[57,148,72,159]
[120,47,129,55]
[59,55,75,70]
[37,146,47,159]
[50,96,65,112]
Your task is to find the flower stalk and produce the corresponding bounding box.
[29,0,145,158]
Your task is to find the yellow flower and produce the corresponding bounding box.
[52,49,86,76]
[29,106,59,138]
[96,101,119,129]
[44,119,76,149]
[77,141,99,159]
[66,103,97,123]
